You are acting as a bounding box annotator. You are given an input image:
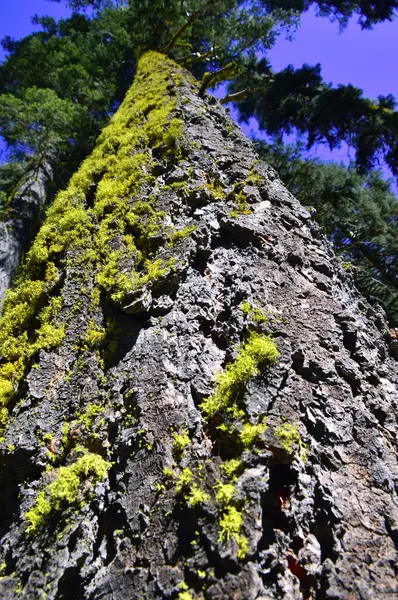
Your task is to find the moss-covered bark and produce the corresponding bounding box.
[0,51,397,600]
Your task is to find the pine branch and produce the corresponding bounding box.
[354,240,398,291]
[161,0,217,55]
[199,62,242,98]
[181,49,217,69]
[220,85,266,105]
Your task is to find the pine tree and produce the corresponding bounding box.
[0,50,397,600]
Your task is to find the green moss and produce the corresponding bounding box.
[341,262,354,271]
[219,505,243,539]
[82,321,106,349]
[25,450,111,533]
[199,332,279,419]
[61,422,70,449]
[248,165,264,187]
[240,301,268,324]
[137,428,153,451]
[178,593,194,600]
[178,582,194,600]
[221,459,242,480]
[169,466,210,507]
[172,427,190,457]
[163,466,175,479]
[175,467,193,493]
[168,225,196,246]
[215,482,236,506]
[32,323,65,354]
[97,256,175,304]
[214,476,249,559]
[186,484,210,507]
[103,317,122,356]
[236,535,249,560]
[218,506,248,559]
[0,52,189,425]
[252,308,268,324]
[275,423,308,462]
[76,403,105,433]
[42,433,54,444]
[240,420,267,448]
[240,301,253,315]
[199,62,242,96]
[205,178,225,201]
[194,330,279,562]
[230,190,252,218]
[197,569,206,579]
[0,281,65,421]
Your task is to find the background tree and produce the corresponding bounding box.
[260,0,398,28]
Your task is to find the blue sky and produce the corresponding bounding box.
[1,1,398,171]
[268,7,398,168]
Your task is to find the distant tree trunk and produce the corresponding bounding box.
[0,52,397,600]
[0,162,52,307]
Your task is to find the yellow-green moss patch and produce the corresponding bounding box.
[186,484,210,508]
[172,427,191,457]
[218,505,248,559]
[215,482,236,506]
[175,467,194,494]
[221,458,242,480]
[199,332,279,420]
[25,450,111,533]
[275,423,308,462]
[240,420,267,448]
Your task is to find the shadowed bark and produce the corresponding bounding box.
[0,163,52,306]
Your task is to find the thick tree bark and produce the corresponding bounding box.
[0,162,52,306]
[0,52,397,600]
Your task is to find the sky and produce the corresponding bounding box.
[0,0,398,172]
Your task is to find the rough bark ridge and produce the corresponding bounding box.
[0,52,397,600]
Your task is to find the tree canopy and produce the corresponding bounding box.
[0,0,397,322]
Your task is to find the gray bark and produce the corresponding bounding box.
[0,56,397,600]
[0,163,51,305]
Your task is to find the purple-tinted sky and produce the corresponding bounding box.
[1,1,398,171]
[267,7,398,170]
[270,7,398,101]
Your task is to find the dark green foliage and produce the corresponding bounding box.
[0,9,137,195]
[1,0,396,198]
[262,0,398,28]
[0,87,84,158]
[49,0,112,10]
[257,140,398,324]
[230,62,398,178]
[53,0,398,28]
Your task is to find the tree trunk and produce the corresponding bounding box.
[0,51,397,600]
[0,162,52,307]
